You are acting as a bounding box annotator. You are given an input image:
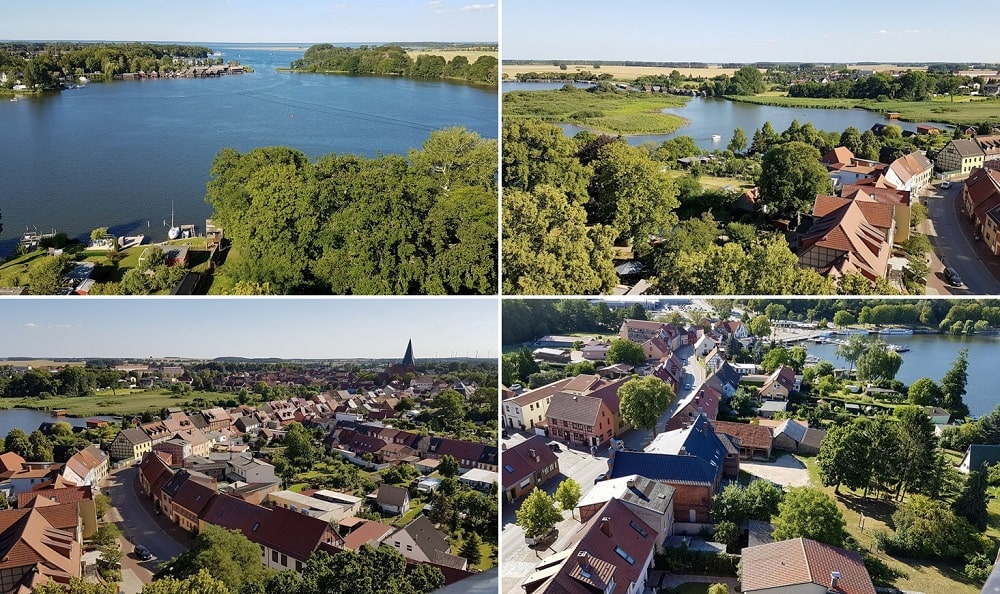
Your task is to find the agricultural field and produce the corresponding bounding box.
[409,48,497,62]
[0,388,234,417]
[503,63,742,80]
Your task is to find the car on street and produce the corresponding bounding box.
[133,545,153,561]
[941,181,952,189]
[944,267,963,287]
[685,381,693,390]
[548,442,562,452]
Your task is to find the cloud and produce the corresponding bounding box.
[459,3,495,11]
[427,0,444,4]
[25,323,38,328]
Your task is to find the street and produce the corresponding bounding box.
[499,346,706,594]
[920,181,1000,295]
[104,467,191,593]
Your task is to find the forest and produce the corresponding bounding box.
[290,44,497,85]
[206,127,497,295]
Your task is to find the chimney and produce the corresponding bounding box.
[599,517,611,537]
[830,571,841,590]
[528,448,537,460]
[577,550,589,569]
[626,478,635,489]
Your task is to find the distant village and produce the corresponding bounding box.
[0,342,498,592]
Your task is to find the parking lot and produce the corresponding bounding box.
[739,454,812,488]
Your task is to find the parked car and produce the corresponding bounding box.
[594,472,606,484]
[944,267,963,287]
[941,181,952,189]
[134,545,152,560]
[548,442,562,452]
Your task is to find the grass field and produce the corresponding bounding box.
[797,455,989,593]
[504,86,690,135]
[4,388,233,417]
[726,93,1000,126]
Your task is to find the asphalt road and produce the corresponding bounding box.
[104,467,191,593]
[921,181,1000,295]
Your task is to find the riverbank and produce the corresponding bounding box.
[503,85,690,135]
[724,93,1000,126]
[2,388,234,418]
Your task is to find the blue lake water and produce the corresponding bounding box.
[803,332,1000,418]
[0,408,117,437]
[503,82,950,151]
[0,44,498,254]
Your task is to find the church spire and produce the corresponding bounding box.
[401,339,415,368]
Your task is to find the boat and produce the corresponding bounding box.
[892,344,911,353]
[711,134,722,142]
[167,201,180,240]
[878,328,914,335]
[78,76,89,83]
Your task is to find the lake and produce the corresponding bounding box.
[503,82,948,151]
[0,44,498,255]
[802,332,1000,418]
[0,408,116,438]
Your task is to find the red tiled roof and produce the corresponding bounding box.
[19,486,92,509]
[742,537,875,594]
[710,420,772,452]
[502,435,559,489]
[341,520,393,550]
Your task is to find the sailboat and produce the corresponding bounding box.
[167,201,180,240]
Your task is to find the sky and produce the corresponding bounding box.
[0,0,497,44]
[0,298,498,360]
[503,0,995,63]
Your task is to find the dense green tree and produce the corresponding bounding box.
[713,520,740,553]
[940,348,970,418]
[160,525,273,593]
[92,523,121,547]
[832,311,856,328]
[835,334,867,374]
[503,119,591,201]
[855,342,902,383]
[745,315,771,338]
[142,569,232,594]
[554,477,582,517]
[857,129,881,161]
[618,376,674,430]
[953,469,989,531]
[817,422,869,494]
[282,422,318,471]
[839,127,863,154]
[588,140,679,246]
[27,430,53,462]
[432,390,466,427]
[605,338,647,365]
[727,127,748,153]
[27,254,71,295]
[894,406,941,499]
[459,531,483,566]
[34,578,117,594]
[758,141,833,218]
[3,428,31,458]
[772,487,847,546]
[907,377,943,406]
[438,454,460,478]
[502,186,617,294]
[727,65,766,95]
[748,121,780,155]
[886,495,983,560]
[515,488,563,540]
[712,480,784,524]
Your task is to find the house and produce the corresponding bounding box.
[958,444,1000,474]
[741,537,876,594]
[458,468,497,491]
[664,384,722,431]
[641,337,672,361]
[226,454,277,483]
[19,485,98,539]
[646,414,739,481]
[503,376,590,431]
[821,146,856,169]
[716,320,748,341]
[60,445,109,490]
[757,400,789,419]
[536,335,592,349]
[501,435,560,502]
[916,124,940,135]
[884,152,934,193]
[962,167,1000,254]
[923,406,951,425]
[841,184,912,244]
[772,419,826,455]
[109,427,153,461]
[703,361,741,398]
[652,353,685,393]
[170,477,217,533]
[759,366,796,400]
[798,194,893,284]
[0,507,82,592]
[976,135,1000,162]
[267,490,361,523]
[575,475,674,550]
[703,346,725,373]
[386,516,467,570]
[711,420,773,459]
[692,333,719,357]
[375,484,410,515]
[533,348,571,364]
[338,517,394,551]
[523,498,657,594]
[619,319,669,344]
[545,378,628,448]
[199,493,342,574]
[581,342,611,361]
[935,138,985,174]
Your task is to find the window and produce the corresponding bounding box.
[281,554,287,566]
[296,560,303,571]
[272,550,278,563]
[407,545,412,551]
[519,477,532,488]
[614,546,635,565]
[629,520,648,538]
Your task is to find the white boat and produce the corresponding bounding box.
[711,134,721,142]
[878,328,914,335]
[167,201,180,240]
[78,76,90,83]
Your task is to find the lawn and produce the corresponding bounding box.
[725,93,1000,126]
[8,388,234,417]
[797,455,989,593]
[504,85,690,135]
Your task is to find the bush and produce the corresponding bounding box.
[966,552,993,583]
[654,547,739,576]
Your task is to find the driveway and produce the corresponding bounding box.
[739,454,812,488]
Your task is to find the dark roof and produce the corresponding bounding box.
[706,361,741,391]
[948,138,986,158]
[171,479,216,516]
[964,444,1000,471]
[608,451,715,486]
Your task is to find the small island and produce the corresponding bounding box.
[288,43,497,86]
